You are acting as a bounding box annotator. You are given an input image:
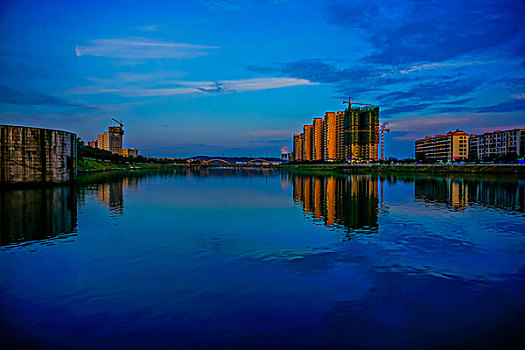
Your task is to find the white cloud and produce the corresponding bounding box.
[124,77,317,96]
[512,93,525,100]
[75,38,219,59]
[398,61,485,74]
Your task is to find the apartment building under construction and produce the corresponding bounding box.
[291,102,380,162]
[98,125,124,155]
[343,106,379,162]
[95,120,139,157]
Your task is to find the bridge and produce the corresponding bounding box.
[200,158,279,167]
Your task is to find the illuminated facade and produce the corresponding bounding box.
[415,130,469,162]
[120,148,139,157]
[303,124,314,161]
[324,112,339,161]
[292,104,380,163]
[313,118,324,161]
[293,133,304,162]
[98,125,124,154]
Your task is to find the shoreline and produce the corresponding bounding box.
[280,163,525,175]
[77,158,186,175]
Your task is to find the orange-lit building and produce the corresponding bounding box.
[293,133,304,162]
[303,124,314,161]
[324,112,339,161]
[336,110,346,160]
[313,118,324,161]
[291,101,380,163]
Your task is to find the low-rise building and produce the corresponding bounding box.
[469,129,525,160]
[120,148,139,157]
[415,130,469,162]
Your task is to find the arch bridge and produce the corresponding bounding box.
[201,158,277,167]
[202,158,233,165]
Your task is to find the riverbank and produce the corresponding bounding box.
[281,163,525,175]
[77,158,185,174]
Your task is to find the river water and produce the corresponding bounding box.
[1,169,524,349]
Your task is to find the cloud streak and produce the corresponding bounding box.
[397,61,485,75]
[72,77,316,97]
[75,38,219,59]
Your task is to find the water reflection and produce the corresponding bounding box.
[0,186,77,246]
[288,173,379,237]
[1,170,525,349]
[414,176,525,211]
[77,171,148,217]
[95,178,141,216]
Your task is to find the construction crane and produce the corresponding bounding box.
[342,97,375,109]
[112,118,124,128]
[379,123,390,161]
[341,97,378,134]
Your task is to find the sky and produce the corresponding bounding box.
[1,0,524,158]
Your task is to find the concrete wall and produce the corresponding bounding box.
[0,125,77,183]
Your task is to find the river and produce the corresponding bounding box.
[1,169,524,349]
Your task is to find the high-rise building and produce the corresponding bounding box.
[313,118,324,161]
[98,124,124,154]
[303,124,314,161]
[469,129,525,160]
[415,130,469,162]
[343,106,379,162]
[324,112,339,161]
[336,111,346,161]
[293,133,304,162]
[292,102,380,163]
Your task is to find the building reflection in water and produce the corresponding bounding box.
[0,186,77,246]
[415,177,525,211]
[289,173,379,238]
[77,172,144,217]
[97,180,126,216]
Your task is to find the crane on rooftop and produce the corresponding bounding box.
[112,118,124,128]
[342,97,375,109]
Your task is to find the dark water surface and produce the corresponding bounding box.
[1,169,524,349]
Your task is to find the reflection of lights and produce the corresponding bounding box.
[289,173,379,238]
[414,177,524,212]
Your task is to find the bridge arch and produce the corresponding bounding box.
[203,158,232,165]
[246,158,270,164]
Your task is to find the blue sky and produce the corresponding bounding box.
[1,0,524,158]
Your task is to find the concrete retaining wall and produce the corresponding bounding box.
[0,125,77,183]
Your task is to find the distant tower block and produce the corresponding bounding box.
[97,119,124,154]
